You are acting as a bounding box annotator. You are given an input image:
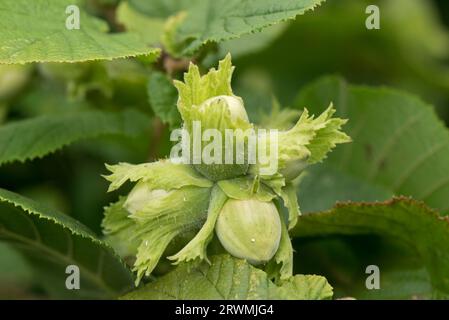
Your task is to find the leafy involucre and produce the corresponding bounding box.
[250,104,350,177]
[305,105,352,164]
[295,77,449,214]
[121,254,332,300]
[102,197,140,259]
[0,110,151,166]
[278,105,350,168]
[104,161,212,192]
[103,160,214,284]
[170,0,326,55]
[0,0,160,64]
[279,182,301,229]
[268,210,294,280]
[123,185,212,285]
[0,188,134,299]
[292,197,449,295]
[167,185,227,264]
[174,54,234,122]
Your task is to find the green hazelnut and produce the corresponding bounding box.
[193,95,251,181]
[199,95,249,123]
[215,198,281,265]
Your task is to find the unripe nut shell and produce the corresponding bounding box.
[215,199,281,265]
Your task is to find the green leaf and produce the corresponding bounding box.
[291,197,449,296]
[125,0,198,56]
[0,110,151,166]
[127,0,259,53]
[0,242,33,285]
[231,0,449,113]
[0,188,134,299]
[116,2,166,45]
[292,235,433,299]
[169,0,326,56]
[0,0,160,64]
[298,163,392,213]
[148,71,181,129]
[277,274,333,299]
[295,76,449,214]
[128,0,194,18]
[219,23,288,58]
[121,254,332,299]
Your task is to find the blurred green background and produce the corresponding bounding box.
[1,0,449,299]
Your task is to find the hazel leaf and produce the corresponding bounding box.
[0,110,151,167]
[0,188,134,299]
[0,0,160,64]
[292,197,449,296]
[295,76,449,215]
[169,0,327,56]
[121,254,332,300]
[147,71,182,129]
